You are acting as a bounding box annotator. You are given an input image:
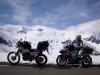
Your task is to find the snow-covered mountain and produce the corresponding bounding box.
[85,35,100,44]
[0,19,100,64]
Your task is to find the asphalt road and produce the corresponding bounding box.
[0,64,100,75]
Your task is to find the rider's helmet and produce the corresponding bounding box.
[76,35,82,41]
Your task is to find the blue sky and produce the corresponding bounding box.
[0,0,100,29]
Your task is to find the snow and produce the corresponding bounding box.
[91,55,100,64]
[0,19,100,64]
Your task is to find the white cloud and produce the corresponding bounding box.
[80,12,87,17]
[79,9,88,17]
[65,19,100,38]
[32,1,89,26]
[8,0,33,24]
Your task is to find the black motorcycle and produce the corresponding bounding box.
[7,40,49,66]
[56,43,93,67]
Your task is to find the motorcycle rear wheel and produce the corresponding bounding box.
[80,55,92,68]
[35,54,47,66]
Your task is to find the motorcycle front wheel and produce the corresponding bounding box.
[7,52,20,65]
[56,55,67,66]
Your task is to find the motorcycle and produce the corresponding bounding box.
[7,40,49,66]
[56,42,93,67]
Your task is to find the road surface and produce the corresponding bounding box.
[0,63,100,75]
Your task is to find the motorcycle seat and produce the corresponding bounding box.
[60,50,67,53]
[30,49,37,52]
